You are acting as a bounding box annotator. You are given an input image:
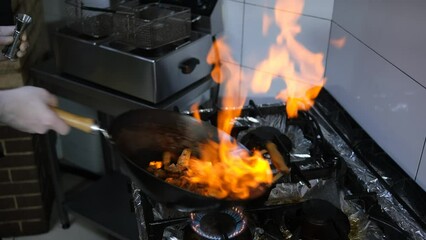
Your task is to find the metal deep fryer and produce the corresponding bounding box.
[54,0,222,104]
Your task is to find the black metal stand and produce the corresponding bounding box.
[29,59,219,240]
[44,129,139,239]
[45,131,70,229]
[140,194,189,240]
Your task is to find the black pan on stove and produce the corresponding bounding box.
[54,108,277,212]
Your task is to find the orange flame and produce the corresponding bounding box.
[184,0,328,199]
[190,103,201,122]
[206,38,246,133]
[251,0,326,118]
[186,140,272,199]
[185,37,273,200]
[149,161,163,169]
[330,36,347,49]
[263,14,273,36]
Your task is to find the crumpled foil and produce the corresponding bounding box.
[310,107,426,240]
[267,180,386,240]
[132,184,148,240]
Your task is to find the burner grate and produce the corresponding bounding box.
[190,207,247,240]
[132,98,419,240]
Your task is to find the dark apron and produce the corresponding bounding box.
[0,0,14,26]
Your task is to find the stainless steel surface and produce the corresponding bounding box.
[54,29,213,104]
[30,60,216,117]
[55,0,222,104]
[2,14,32,61]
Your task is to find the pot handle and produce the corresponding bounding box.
[51,107,96,133]
[179,58,200,74]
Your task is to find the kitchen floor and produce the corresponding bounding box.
[4,173,114,240]
[4,215,110,240]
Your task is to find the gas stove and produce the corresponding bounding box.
[130,90,426,240]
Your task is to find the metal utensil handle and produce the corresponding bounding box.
[1,31,20,60]
[2,14,32,61]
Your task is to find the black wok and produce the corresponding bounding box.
[54,108,276,212]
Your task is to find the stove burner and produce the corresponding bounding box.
[284,199,350,240]
[190,207,247,240]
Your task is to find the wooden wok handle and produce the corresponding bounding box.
[51,107,96,133]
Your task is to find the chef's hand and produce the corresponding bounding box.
[0,25,29,61]
[0,86,70,135]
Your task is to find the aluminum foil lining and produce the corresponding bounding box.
[132,183,148,240]
[310,107,426,240]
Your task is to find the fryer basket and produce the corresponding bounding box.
[65,0,114,38]
[113,2,191,49]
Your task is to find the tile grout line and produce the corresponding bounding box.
[239,1,247,102]
[323,19,333,81]
[244,1,331,21]
[331,21,426,91]
[414,137,426,180]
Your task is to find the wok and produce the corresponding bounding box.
[54,108,279,212]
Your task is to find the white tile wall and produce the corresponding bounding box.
[325,23,426,179]
[242,4,330,70]
[245,0,334,19]
[219,0,245,65]
[242,66,287,105]
[333,0,426,88]
[241,3,330,98]
[217,61,243,106]
[416,139,426,189]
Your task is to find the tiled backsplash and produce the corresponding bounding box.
[326,22,426,180]
[326,1,426,190]
[219,0,332,103]
[241,4,330,71]
[245,0,334,20]
[332,0,426,87]
[220,0,426,190]
[417,139,426,187]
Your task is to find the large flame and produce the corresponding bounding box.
[183,37,273,200]
[330,36,347,49]
[186,140,272,199]
[252,0,326,118]
[190,103,201,123]
[182,0,329,199]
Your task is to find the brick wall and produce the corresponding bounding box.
[0,127,52,237]
[0,0,53,237]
